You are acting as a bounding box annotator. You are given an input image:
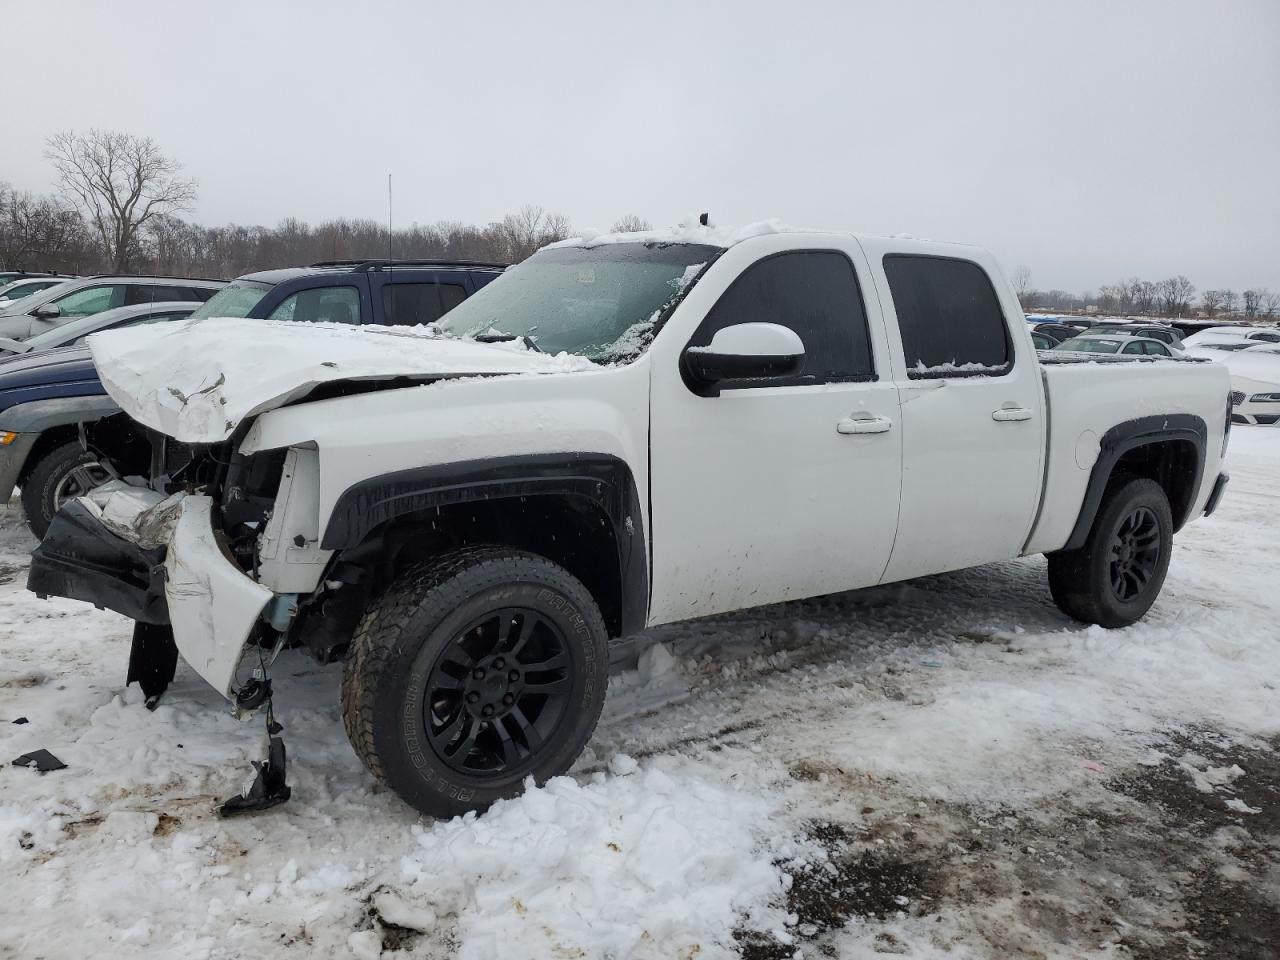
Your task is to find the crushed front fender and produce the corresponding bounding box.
[163,496,273,699]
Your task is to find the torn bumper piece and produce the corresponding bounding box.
[28,489,273,701]
[29,499,170,624]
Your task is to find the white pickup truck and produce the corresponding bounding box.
[29,223,1232,818]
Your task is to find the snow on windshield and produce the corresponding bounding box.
[437,243,717,362]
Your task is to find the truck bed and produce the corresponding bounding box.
[1024,356,1231,555]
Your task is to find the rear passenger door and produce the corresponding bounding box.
[264,279,369,324]
[371,274,471,326]
[859,242,1046,581]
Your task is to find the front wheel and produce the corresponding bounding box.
[1047,477,1174,628]
[341,546,609,819]
[20,441,113,539]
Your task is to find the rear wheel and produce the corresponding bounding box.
[1047,477,1173,628]
[341,546,609,819]
[21,441,112,539]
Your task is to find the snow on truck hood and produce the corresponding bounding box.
[87,316,596,444]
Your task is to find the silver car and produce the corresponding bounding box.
[0,301,202,355]
[0,275,224,340]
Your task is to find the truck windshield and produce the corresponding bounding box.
[436,242,721,361]
[188,280,272,320]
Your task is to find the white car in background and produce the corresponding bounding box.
[1217,344,1280,425]
[1054,334,1182,358]
[0,275,73,307]
[1183,326,1280,349]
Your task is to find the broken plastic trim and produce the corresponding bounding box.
[219,725,291,817]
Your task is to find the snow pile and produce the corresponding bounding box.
[393,765,790,960]
[88,316,597,443]
[548,216,802,251]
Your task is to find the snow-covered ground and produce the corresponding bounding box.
[2,431,1278,959]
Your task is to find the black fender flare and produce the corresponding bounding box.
[321,453,648,635]
[1062,414,1206,551]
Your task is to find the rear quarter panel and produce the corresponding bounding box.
[1025,358,1230,554]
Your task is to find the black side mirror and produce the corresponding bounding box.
[683,322,805,390]
[33,303,60,320]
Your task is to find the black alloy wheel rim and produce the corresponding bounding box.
[1108,506,1161,602]
[425,607,573,777]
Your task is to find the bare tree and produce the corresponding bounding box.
[1012,265,1034,307]
[45,129,197,273]
[611,215,652,233]
[495,205,573,260]
[1219,289,1238,315]
[1130,279,1158,315]
[1242,289,1261,318]
[0,183,89,271]
[1200,290,1225,318]
[1156,276,1196,317]
[1259,289,1280,318]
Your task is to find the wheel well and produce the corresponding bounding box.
[17,425,79,486]
[17,414,151,488]
[336,494,625,636]
[1112,439,1200,530]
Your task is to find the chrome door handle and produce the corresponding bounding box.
[837,415,893,435]
[992,407,1033,422]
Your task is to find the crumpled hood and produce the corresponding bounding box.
[88,316,597,444]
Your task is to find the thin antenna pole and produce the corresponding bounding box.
[387,173,394,321]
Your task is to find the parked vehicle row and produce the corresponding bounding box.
[0,274,75,306]
[26,227,1233,819]
[0,274,223,339]
[0,260,505,536]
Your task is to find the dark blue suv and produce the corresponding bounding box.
[0,259,505,536]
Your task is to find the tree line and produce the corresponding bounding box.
[3,129,1275,320]
[2,129,652,279]
[0,177,599,279]
[1014,267,1276,320]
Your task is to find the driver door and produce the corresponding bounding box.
[646,239,902,624]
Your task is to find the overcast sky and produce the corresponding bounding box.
[3,0,1278,292]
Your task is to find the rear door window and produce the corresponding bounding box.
[883,255,1010,377]
[268,286,361,324]
[126,284,197,305]
[381,281,468,326]
[1122,341,1144,355]
[52,284,124,317]
[688,250,875,387]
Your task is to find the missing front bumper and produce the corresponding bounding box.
[27,492,274,700]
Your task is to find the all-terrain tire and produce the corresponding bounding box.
[20,441,109,539]
[1047,477,1174,628]
[341,545,609,819]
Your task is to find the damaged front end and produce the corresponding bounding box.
[29,435,290,706]
[28,434,306,814]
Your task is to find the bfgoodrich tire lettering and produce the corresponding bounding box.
[341,546,609,819]
[1047,477,1173,628]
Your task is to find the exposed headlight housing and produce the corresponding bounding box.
[1249,392,1280,402]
